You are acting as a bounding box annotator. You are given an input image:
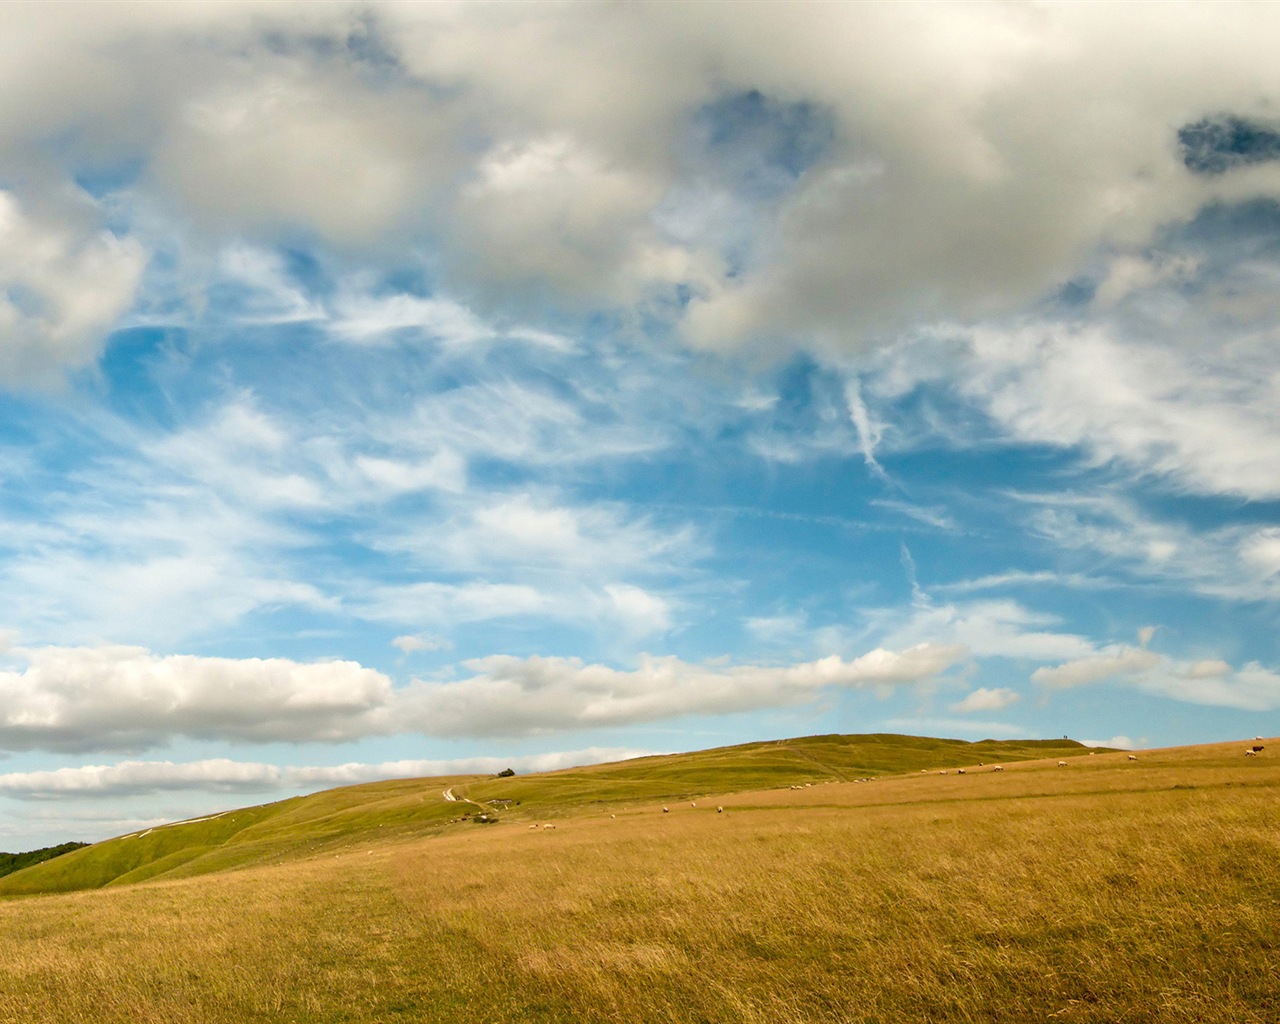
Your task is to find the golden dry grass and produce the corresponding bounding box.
[1,741,1277,1023]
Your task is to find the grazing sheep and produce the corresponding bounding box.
[717,806,723,813]
[1245,749,1257,756]
[992,765,1004,772]
[528,824,538,830]
[1058,761,1068,767]
[920,769,928,774]
[1127,754,1138,761]
[957,768,966,775]
[691,801,697,807]
[662,806,669,813]
[611,814,616,818]
[938,770,947,775]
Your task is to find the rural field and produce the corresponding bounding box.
[1,734,1278,1023]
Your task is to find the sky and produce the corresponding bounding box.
[1,2,1279,849]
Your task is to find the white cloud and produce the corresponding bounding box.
[358,580,555,627]
[1093,252,1200,308]
[395,493,694,578]
[603,584,673,639]
[391,634,451,656]
[1035,647,1280,712]
[1012,491,1280,602]
[1032,646,1161,689]
[745,613,809,645]
[5,4,1280,380]
[946,323,1280,501]
[1240,529,1280,578]
[876,598,1097,663]
[1081,735,1137,750]
[154,66,453,248]
[330,292,492,346]
[217,244,323,324]
[0,644,393,752]
[0,191,145,383]
[393,379,667,468]
[950,687,1020,713]
[0,639,969,754]
[396,644,969,737]
[0,747,656,800]
[353,451,467,496]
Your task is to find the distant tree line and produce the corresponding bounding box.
[0,841,88,879]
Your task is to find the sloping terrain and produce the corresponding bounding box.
[0,732,1094,894]
[0,737,1275,1024]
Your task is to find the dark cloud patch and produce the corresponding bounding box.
[1179,115,1280,175]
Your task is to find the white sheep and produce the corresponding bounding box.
[662,806,669,813]
[1058,761,1068,767]
[528,824,538,831]
[1127,754,1138,761]
[993,765,1004,772]
[543,823,556,830]
[717,806,723,813]
[938,770,947,775]
[1245,749,1257,756]
[957,768,965,775]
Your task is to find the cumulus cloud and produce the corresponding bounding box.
[1032,646,1162,690]
[0,641,967,753]
[4,4,1280,379]
[0,747,653,800]
[950,687,1021,714]
[395,644,969,737]
[0,645,392,752]
[1034,646,1280,711]
[0,192,145,383]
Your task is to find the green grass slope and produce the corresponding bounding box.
[0,737,1275,1024]
[0,733,1098,896]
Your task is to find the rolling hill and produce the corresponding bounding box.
[0,732,1094,895]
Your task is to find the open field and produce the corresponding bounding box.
[1,736,1278,1023]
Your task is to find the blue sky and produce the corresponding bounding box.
[1,3,1279,848]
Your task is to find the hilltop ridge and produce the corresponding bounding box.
[0,732,1097,896]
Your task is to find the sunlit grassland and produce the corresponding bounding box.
[1,740,1278,1023]
[0,734,1093,895]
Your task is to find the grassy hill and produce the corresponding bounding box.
[7,733,1278,1023]
[0,733,1094,896]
